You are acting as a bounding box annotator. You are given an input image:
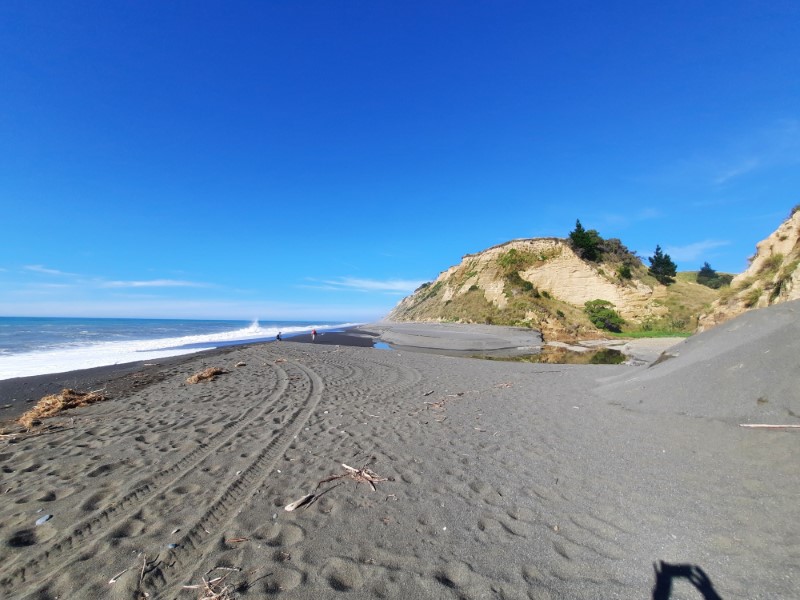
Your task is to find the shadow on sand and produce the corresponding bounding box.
[652,561,723,599]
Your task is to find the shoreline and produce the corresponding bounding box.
[0,323,683,423]
[0,327,377,422]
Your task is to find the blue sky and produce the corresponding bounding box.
[2,1,799,321]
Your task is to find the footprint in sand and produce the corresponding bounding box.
[321,557,363,592]
[254,522,305,547]
[263,566,305,593]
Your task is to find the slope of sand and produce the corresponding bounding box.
[0,311,798,599]
[598,300,800,421]
[362,322,543,356]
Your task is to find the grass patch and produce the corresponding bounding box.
[759,253,784,275]
[743,286,763,308]
[610,330,692,339]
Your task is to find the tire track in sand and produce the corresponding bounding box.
[143,357,325,598]
[0,360,293,593]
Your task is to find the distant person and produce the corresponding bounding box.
[276,331,282,341]
[312,329,317,341]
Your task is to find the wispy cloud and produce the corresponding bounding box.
[712,158,761,185]
[102,279,210,288]
[664,240,730,262]
[308,277,426,295]
[709,119,800,186]
[644,118,800,190]
[24,265,76,276]
[601,208,662,227]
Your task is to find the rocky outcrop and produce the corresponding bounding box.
[698,208,800,331]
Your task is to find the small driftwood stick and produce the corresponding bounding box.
[739,424,800,429]
[285,493,316,511]
[108,568,129,584]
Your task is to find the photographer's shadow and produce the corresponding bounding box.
[652,561,723,600]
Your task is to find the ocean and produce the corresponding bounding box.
[0,317,356,380]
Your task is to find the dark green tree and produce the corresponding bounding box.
[696,262,733,289]
[569,220,603,262]
[648,245,677,285]
[698,261,716,280]
[584,299,625,332]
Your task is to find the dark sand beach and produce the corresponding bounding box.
[1,305,798,599]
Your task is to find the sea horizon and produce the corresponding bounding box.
[0,316,360,380]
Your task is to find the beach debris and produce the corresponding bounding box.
[422,390,435,396]
[495,382,513,388]
[318,463,390,492]
[235,362,246,367]
[186,367,229,384]
[739,424,800,430]
[206,566,242,575]
[108,568,129,585]
[284,462,391,511]
[18,389,107,429]
[167,543,179,549]
[285,493,316,512]
[183,575,234,600]
[424,399,448,410]
[35,514,53,526]
[225,537,249,544]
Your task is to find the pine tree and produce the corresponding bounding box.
[698,262,716,279]
[568,220,602,262]
[648,245,677,285]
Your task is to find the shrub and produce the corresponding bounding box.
[759,253,784,275]
[584,299,625,333]
[743,287,763,308]
[618,264,632,280]
[498,248,532,274]
[505,271,537,296]
[599,238,639,267]
[770,259,798,301]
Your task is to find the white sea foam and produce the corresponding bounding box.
[0,322,357,380]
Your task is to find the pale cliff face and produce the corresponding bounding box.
[516,240,662,320]
[388,238,674,338]
[698,209,800,331]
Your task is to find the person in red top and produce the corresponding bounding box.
[311,329,317,341]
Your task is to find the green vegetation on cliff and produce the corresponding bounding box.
[390,233,725,339]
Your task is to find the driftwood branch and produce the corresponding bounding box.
[284,462,391,511]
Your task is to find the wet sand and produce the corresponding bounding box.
[0,307,798,599]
